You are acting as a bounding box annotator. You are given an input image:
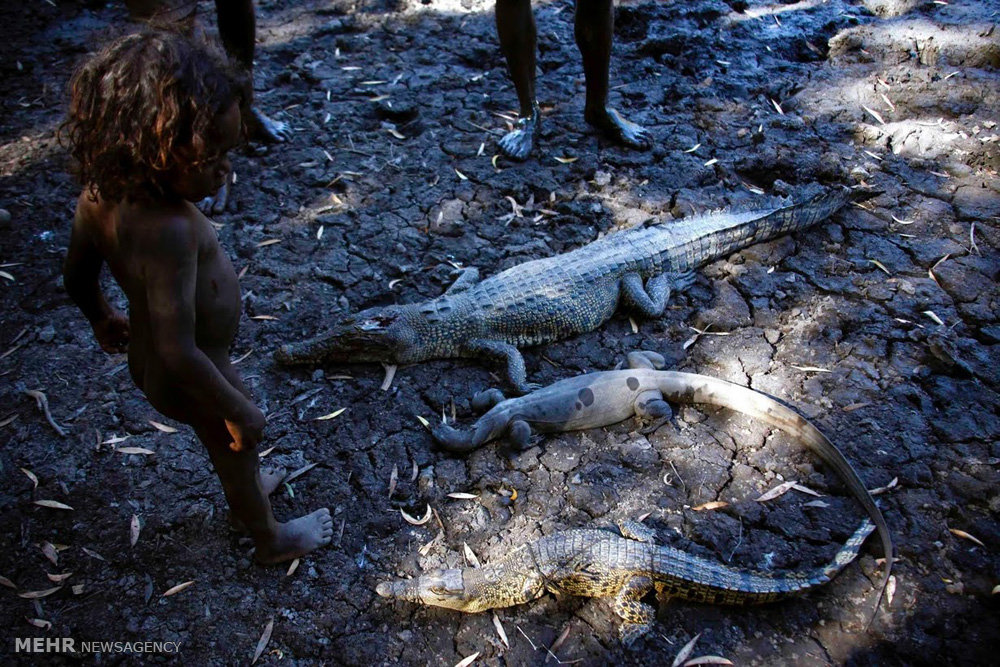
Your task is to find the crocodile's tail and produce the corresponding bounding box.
[664,187,879,272]
[656,519,875,605]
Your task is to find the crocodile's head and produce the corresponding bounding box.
[275,305,422,366]
[376,566,542,613]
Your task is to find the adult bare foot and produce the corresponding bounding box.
[255,508,334,564]
[585,106,651,150]
[246,106,292,143]
[498,113,539,161]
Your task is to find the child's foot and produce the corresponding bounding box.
[246,106,292,143]
[585,106,651,150]
[254,508,334,564]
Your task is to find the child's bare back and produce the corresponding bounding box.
[63,31,331,564]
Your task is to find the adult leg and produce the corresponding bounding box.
[496,0,540,160]
[575,0,650,150]
[215,0,292,143]
[193,418,332,564]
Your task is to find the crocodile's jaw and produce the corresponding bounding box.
[376,566,540,612]
[275,305,421,365]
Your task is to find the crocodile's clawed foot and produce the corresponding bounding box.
[585,106,651,151]
[638,415,671,435]
[506,419,532,450]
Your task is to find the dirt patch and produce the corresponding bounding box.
[1,0,998,664]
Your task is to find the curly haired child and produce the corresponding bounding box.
[62,30,332,563]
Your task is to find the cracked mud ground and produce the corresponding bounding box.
[1,0,998,664]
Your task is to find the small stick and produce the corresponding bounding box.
[24,390,67,437]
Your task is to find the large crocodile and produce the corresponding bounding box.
[277,187,876,391]
[377,518,876,645]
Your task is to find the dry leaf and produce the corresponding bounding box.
[0,270,14,282]
[162,581,195,597]
[491,155,499,169]
[790,365,831,373]
[684,657,734,666]
[81,547,105,561]
[454,168,468,181]
[314,408,346,421]
[21,468,38,488]
[683,142,701,153]
[891,214,915,225]
[447,492,479,500]
[18,587,62,599]
[26,618,51,629]
[130,514,141,547]
[252,617,274,665]
[870,259,891,275]
[886,575,896,606]
[703,158,718,167]
[46,572,73,583]
[0,575,16,589]
[117,447,155,455]
[416,415,430,428]
[790,483,823,497]
[101,434,130,445]
[251,315,279,321]
[34,500,73,511]
[400,506,432,525]
[40,542,58,565]
[672,632,702,667]
[492,612,509,648]
[869,477,898,495]
[770,98,783,114]
[388,464,399,499]
[756,480,797,502]
[550,623,572,655]
[923,310,945,326]
[256,239,281,247]
[386,128,406,140]
[692,501,729,512]
[463,543,481,568]
[554,156,577,164]
[949,528,985,548]
[286,559,300,577]
[381,363,397,391]
[454,653,480,667]
[862,105,885,125]
[149,420,178,433]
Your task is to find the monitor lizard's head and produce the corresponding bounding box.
[376,565,543,613]
[275,304,421,365]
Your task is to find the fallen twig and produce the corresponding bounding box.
[24,390,67,437]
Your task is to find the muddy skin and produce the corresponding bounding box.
[496,0,649,159]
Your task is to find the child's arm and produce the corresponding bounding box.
[64,211,129,353]
[143,215,265,449]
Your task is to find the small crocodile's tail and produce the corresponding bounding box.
[655,519,875,605]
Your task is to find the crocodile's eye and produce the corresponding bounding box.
[429,585,449,595]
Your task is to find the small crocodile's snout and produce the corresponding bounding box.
[375,581,395,598]
[376,579,417,601]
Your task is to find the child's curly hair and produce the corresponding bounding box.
[63,29,246,203]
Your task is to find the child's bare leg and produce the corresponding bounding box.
[194,420,332,564]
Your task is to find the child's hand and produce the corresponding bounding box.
[93,313,130,353]
[225,407,266,452]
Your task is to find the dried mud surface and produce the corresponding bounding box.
[1,0,998,664]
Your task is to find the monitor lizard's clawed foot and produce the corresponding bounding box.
[246,106,292,143]
[498,116,537,161]
[254,508,333,565]
[472,388,506,411]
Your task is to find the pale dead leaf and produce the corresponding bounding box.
[388,464,399,499]
[672,632,702,667]
[250,315,279,321]
[756,480,797,502]
[862,105,885,125]
[802,500,830,508]
[549,623,572,655]
[492,612,509,648]
[314,408,346,421]
[683,142,701,153]
[256,239,281,247]
[149,420,178,433]
[0,575,16,588]
[0,270,14,282]
[101,434,130,445]
[684,657,734,666]
[949,528,985,548]
[34,500,73,511]
[26,618,51,629]
[117,447,155,455]
[554,156,578,164]
[770,98,783,114]
[285,463,317,484]
[703,158,719,167]
[400,506,432,526]
[923,310,945,326]
[40,542,58,565]
[791,483,823,497]
[454,652,479,667]
[286,558,300,577]
[46,572,73,583]
[130,514,141,547]
[21,468,38,488]
[447,492,479,500]
[891,214,916,225]
[18,587,62,599]
[162,581,195,597]
[455,168,468,181]
[416,415,430,429]
[381,364,397,391]
[463,542,481,568]
[869,477,898,495]
[81,547,105,561]
[790,365,831,373]
[870,259,891,275]
[692,501,729,512]
[252,617,274,665]
[886,575,896,606]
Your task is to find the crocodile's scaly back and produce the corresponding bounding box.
[278,188,875,390]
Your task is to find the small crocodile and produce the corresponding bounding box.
[377,518,876,645]
[277,188,876,392]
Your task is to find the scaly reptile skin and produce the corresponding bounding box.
[277,188,876,392]
[430,351,893,600]
[377,519,876,645]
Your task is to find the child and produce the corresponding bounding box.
[62,30,331,563]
